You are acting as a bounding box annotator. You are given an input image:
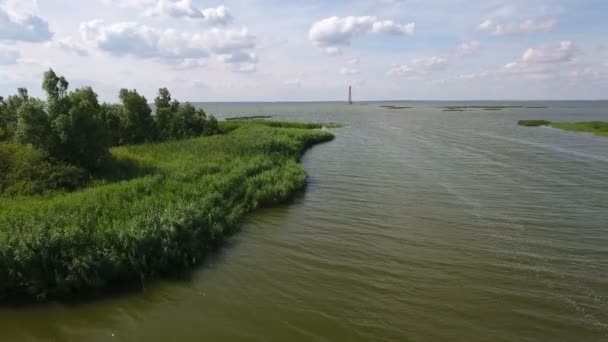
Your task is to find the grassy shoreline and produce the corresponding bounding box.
[518,120,608,137]
[0,120,335,302]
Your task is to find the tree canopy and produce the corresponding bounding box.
[0,68,221,177]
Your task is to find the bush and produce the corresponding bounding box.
[0,143,87,195]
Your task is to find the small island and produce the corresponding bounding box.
[380,105,413,110]
[518,120,608,137]
[0,69,336,301]
[441,105,548,112]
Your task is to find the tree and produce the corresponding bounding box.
[204,114,219,136]
[98,103,124,146]
[154,88,179,140]
[14,100,52,149]
[0,88,30,141]
[42,69,70,119]
[119,89,157,144]
[49,87,110,169]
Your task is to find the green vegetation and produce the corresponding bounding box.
[225,115,273,121]
[549,121,608,137]
[380,105,412,110]
[518,120,608,137]
[518,120,551,127]
[0,69,220,195]
[0,70,338,301]
[0,121,334,301]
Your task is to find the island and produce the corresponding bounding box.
[0,69,336,301]
[518,120,608,137]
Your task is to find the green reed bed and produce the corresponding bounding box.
[518,120,608,137]
[380,105,413,110]
[0,121,335,301]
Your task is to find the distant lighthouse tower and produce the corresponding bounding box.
[348,85,353,104]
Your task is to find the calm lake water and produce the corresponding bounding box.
[1,101,608,341]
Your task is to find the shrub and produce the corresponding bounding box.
[0,143,87,195]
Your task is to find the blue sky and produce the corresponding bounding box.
[1,0,607,101]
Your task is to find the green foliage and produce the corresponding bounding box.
[49,87,110,169]
[0,143,87,195]
[1,69,227,196]
[42,69,70,119]
[0,88,30,141]
[0,123,335,300]
[153,88,214,140]
[518,120,551,127]
[98,103,124,146]
[119,89,157,144]
[14,100,53,149]
[549,121,608,137]
[518,120,608,137]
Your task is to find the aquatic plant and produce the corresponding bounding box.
[518,120,608,137]
[0,122,335,301]
[517,120,551,127]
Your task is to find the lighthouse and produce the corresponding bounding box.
[348,86,353,105]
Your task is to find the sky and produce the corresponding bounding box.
[1,0,607,102]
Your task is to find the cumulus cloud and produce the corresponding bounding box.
[477,18,557,36]
[500,41,576,78]
[201,5,232,26]
[346,57,360,65]
[105,0,233,25]
[454,41,481,57]
[80,20,257,71]
[54,37,88,56]
[388,56,448,76]
[0,0,52,42]
[389,41,480,77]
[0,46,19,65]
[309,16,415,54]
[339,67,359,75]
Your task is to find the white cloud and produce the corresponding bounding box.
[388,56,448,76]
[521,41,575,64]
[500,41,576,79]
[143,0,202,18]
[175,58,206,69]
[389,41,480,77]
[201,5,232,26]
[346,57,359,65]
[54,37,89,56]
[0,46,19,65]
[105,0,233,25]
[339,67,359,75]
[309,16,414,54]
[0,0,52,42]
[477,18,557,36]
[454,41,481,57]
[80,20,257,72]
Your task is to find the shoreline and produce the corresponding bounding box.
[0,121,336,303]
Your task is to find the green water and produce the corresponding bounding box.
[1,101,607,341]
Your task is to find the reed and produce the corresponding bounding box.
[0,122,335,301]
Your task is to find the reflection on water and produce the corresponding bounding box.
[1,101,607,341]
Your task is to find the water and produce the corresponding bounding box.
[1,101,608,341]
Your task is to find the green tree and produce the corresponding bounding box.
[154,88,179,140]
[0,88,30,141]
[99,103,125,146]
[42,69,70,119]
[119,89,157,144]
[204,114,219,136]
[49,87,110,169]
[14,100,52,149]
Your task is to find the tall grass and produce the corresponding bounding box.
[549,121,608,137]
[518,120,608,137]
[0,122,334,301]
